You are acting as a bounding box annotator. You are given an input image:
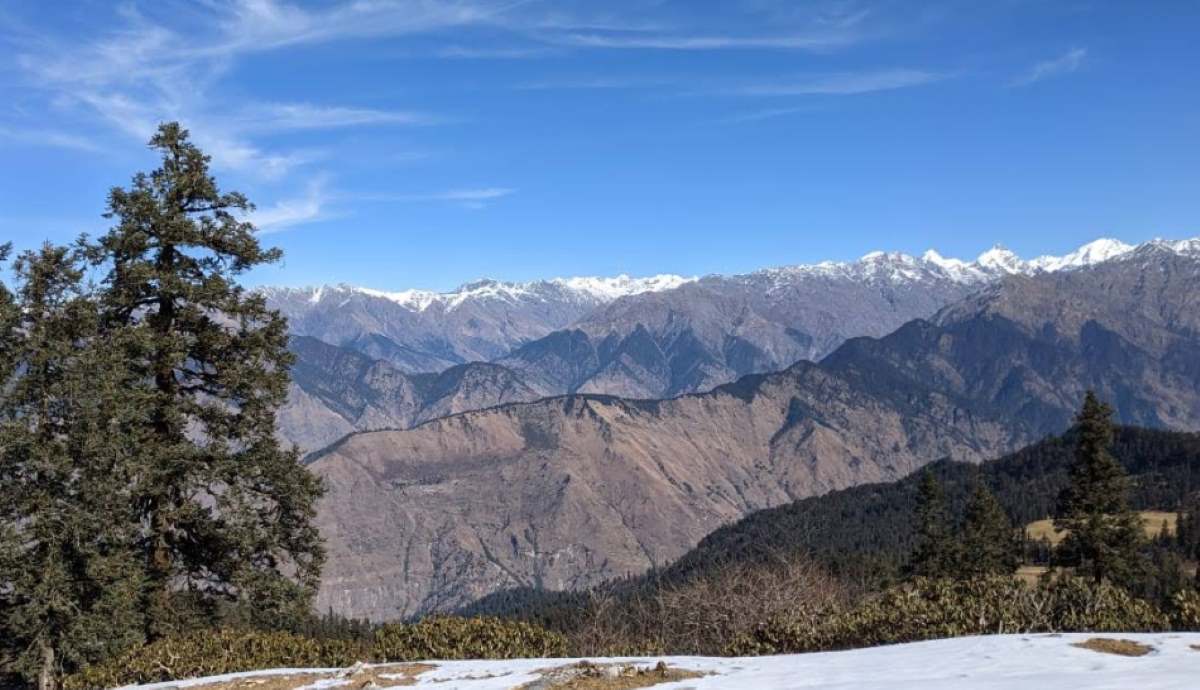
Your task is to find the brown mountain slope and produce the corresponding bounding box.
[310,364,1015,620]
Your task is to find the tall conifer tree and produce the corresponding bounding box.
[957,479,1020,578]
[0,245,144,689]
[89,123,324,638]
[1054,391,1144,584]
[907,470,958,578]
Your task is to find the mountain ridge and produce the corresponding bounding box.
[263,236,1197,309]
[273,236,1199,451]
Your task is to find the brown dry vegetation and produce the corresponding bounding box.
[1072,638,1154,657]
[523,661,704,690]
[1025,511,1178,545]
[566,554,848,656]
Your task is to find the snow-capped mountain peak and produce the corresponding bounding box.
[921,249,980,282]
[743,236,1198,291]
[552,274,695,301]
[1143,237,1200,257]
[263,273,697,313]
[975,245,1025,274]
[1028,238,1135,271]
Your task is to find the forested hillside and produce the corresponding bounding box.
[668,425,1200,584]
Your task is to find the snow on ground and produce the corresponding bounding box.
[121,633,1200,690]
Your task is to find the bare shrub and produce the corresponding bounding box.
[568,553,847,656]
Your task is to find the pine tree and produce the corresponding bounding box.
[1053,391,1144,584]
[906,470,958,578]
[956,479,1020,578]
[0,244,145,689]
[87,123,325,638]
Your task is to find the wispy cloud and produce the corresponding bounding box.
[428,188,515,202]
[249,179,328,234]
[731,69,945,96]
[359,187,517,210]
[435,44,553,59]
[719,104,822,124]
[545,31,855,51]
[0,125,104,152]
[231,103,438,132]
[515,76,672,91]
[11,1,463,178]
[1011,48,1087,87]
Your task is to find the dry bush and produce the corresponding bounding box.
[1072,638,1154,656]
[567,554,847,656]
[728,576,1172,656]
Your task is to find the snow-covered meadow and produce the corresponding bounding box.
[120,632,1200,689]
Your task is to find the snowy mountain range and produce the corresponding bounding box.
[265,236,1200,319]
[265,237,1200,313]
[266,236,1199,451]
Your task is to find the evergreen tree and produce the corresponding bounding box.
[956,479,1020,578]
[1053,391,1144,584]
[906,471,958,578]
[87,123,324,638]
[0,245,145,689]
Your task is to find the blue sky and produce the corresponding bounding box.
[1,1,1198,290]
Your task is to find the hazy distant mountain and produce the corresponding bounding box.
[271,238,1161,449]
[824,238,1200,434]
[495,238,1140,398]
[265,238,1137,379]
[306,238,1200,620]
[278,336,542,452]
[263,275,693,372]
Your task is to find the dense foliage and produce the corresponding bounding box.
[0,125,323,688]
[958,480,1022,577]
[905,471,957,578]
[92,123,324,639]
[0,246,146,687]
[1054,391,1145,584]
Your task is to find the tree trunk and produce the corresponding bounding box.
[146,241,179,640]
[37,639,55,690]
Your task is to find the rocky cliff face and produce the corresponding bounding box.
[305,241,1200,621]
